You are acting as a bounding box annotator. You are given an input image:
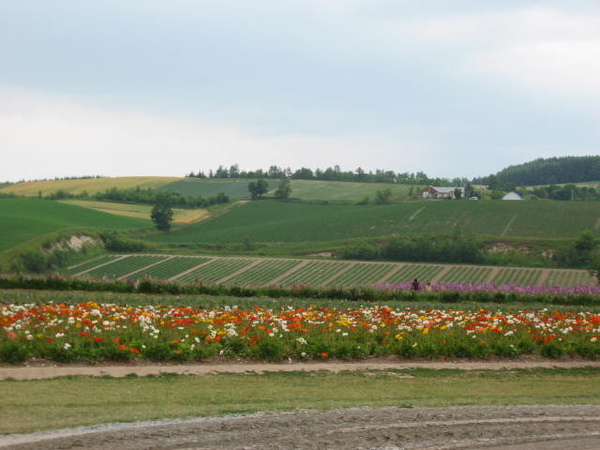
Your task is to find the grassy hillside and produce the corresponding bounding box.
[158,178,254,200]
[149,199,599,247]
[288,180,414,202]
[0,198,150,253]
[0,177,180,197]
[2,176,419,202]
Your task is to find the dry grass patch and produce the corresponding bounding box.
[60,200,207,223]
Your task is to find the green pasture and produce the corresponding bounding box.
[0,198,150,253]
[289,179,415,202]
[67,255,594,287]
[149,200,599,248]
[1,368,599,434]
[158,178,254,200]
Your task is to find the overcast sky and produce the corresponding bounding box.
[2,1,599,182]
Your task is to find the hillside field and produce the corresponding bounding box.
[149,199,600,246]
[59,200,208,223]
[1,176,418,202]
[0,176,180,197]
[0,198,150,253]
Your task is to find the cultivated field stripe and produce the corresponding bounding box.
[485,267,501,283]
[71,255,128,277]
[268,260,309,285]
[117,256,174,280]
[431,266,451,283]
[376,264,405,284]
[501,214,517,237]
[168,258,217,281]
[215,260,262,284]
[408,206,426,221]
[321,262,356,286]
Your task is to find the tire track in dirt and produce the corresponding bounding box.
[2,405,599,450]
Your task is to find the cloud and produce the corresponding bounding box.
[394,6,600,99]
[0,87,434,182]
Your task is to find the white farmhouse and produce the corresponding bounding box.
[422,186,464,199]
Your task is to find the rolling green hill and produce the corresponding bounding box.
[1,176,418,203]
[0,198,150,253]
[0,177,180,197]
[149,199,599,247]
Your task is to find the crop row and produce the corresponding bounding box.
[81,256,167,279]
[545,270,594,287]
[64,256,120,276]
[276,261,352,286]
[437,266,494,284]
[385,264,445,284]
[225,259,301,285]
[491,268,543,286]
[176,258,254,284]
[68,255,596,288]
[325,263,396,286]
[129,257,212,281]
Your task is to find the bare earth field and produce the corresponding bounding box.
[1,359,600,449]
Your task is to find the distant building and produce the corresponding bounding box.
[502,191,524,201]
[422,186,464,199]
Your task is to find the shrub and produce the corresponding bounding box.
[0,341,30,364]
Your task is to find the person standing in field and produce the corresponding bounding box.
[411,278,419,291]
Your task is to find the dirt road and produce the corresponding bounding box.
[2,357,600,380]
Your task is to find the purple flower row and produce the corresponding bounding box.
[378,282,600,296]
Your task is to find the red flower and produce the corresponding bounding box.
[93,337,104,342]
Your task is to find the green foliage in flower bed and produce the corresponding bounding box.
[1,298,599,365]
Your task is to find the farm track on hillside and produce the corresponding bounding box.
[66,255,594,288]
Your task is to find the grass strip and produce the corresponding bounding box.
[1,368,599,434]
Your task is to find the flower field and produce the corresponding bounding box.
[1,300,599,364]
[65,255,595,288]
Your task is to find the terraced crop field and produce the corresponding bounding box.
[128,256,212,281]
[437,266,495,284]
[544,269,594,287]
[78,255,168,279]
[383,264,446,284]
[490,268,544,286]
[66,255,596,288]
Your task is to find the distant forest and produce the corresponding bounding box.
[473,156,600,186]
[187,164,467,186]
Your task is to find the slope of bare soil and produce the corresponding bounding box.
[1,405,599,449]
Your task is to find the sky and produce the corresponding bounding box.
[1,0,600,182]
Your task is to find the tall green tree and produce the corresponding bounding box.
[248,179,269,199]
[151,202,174,231]
[274,177,292,199]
